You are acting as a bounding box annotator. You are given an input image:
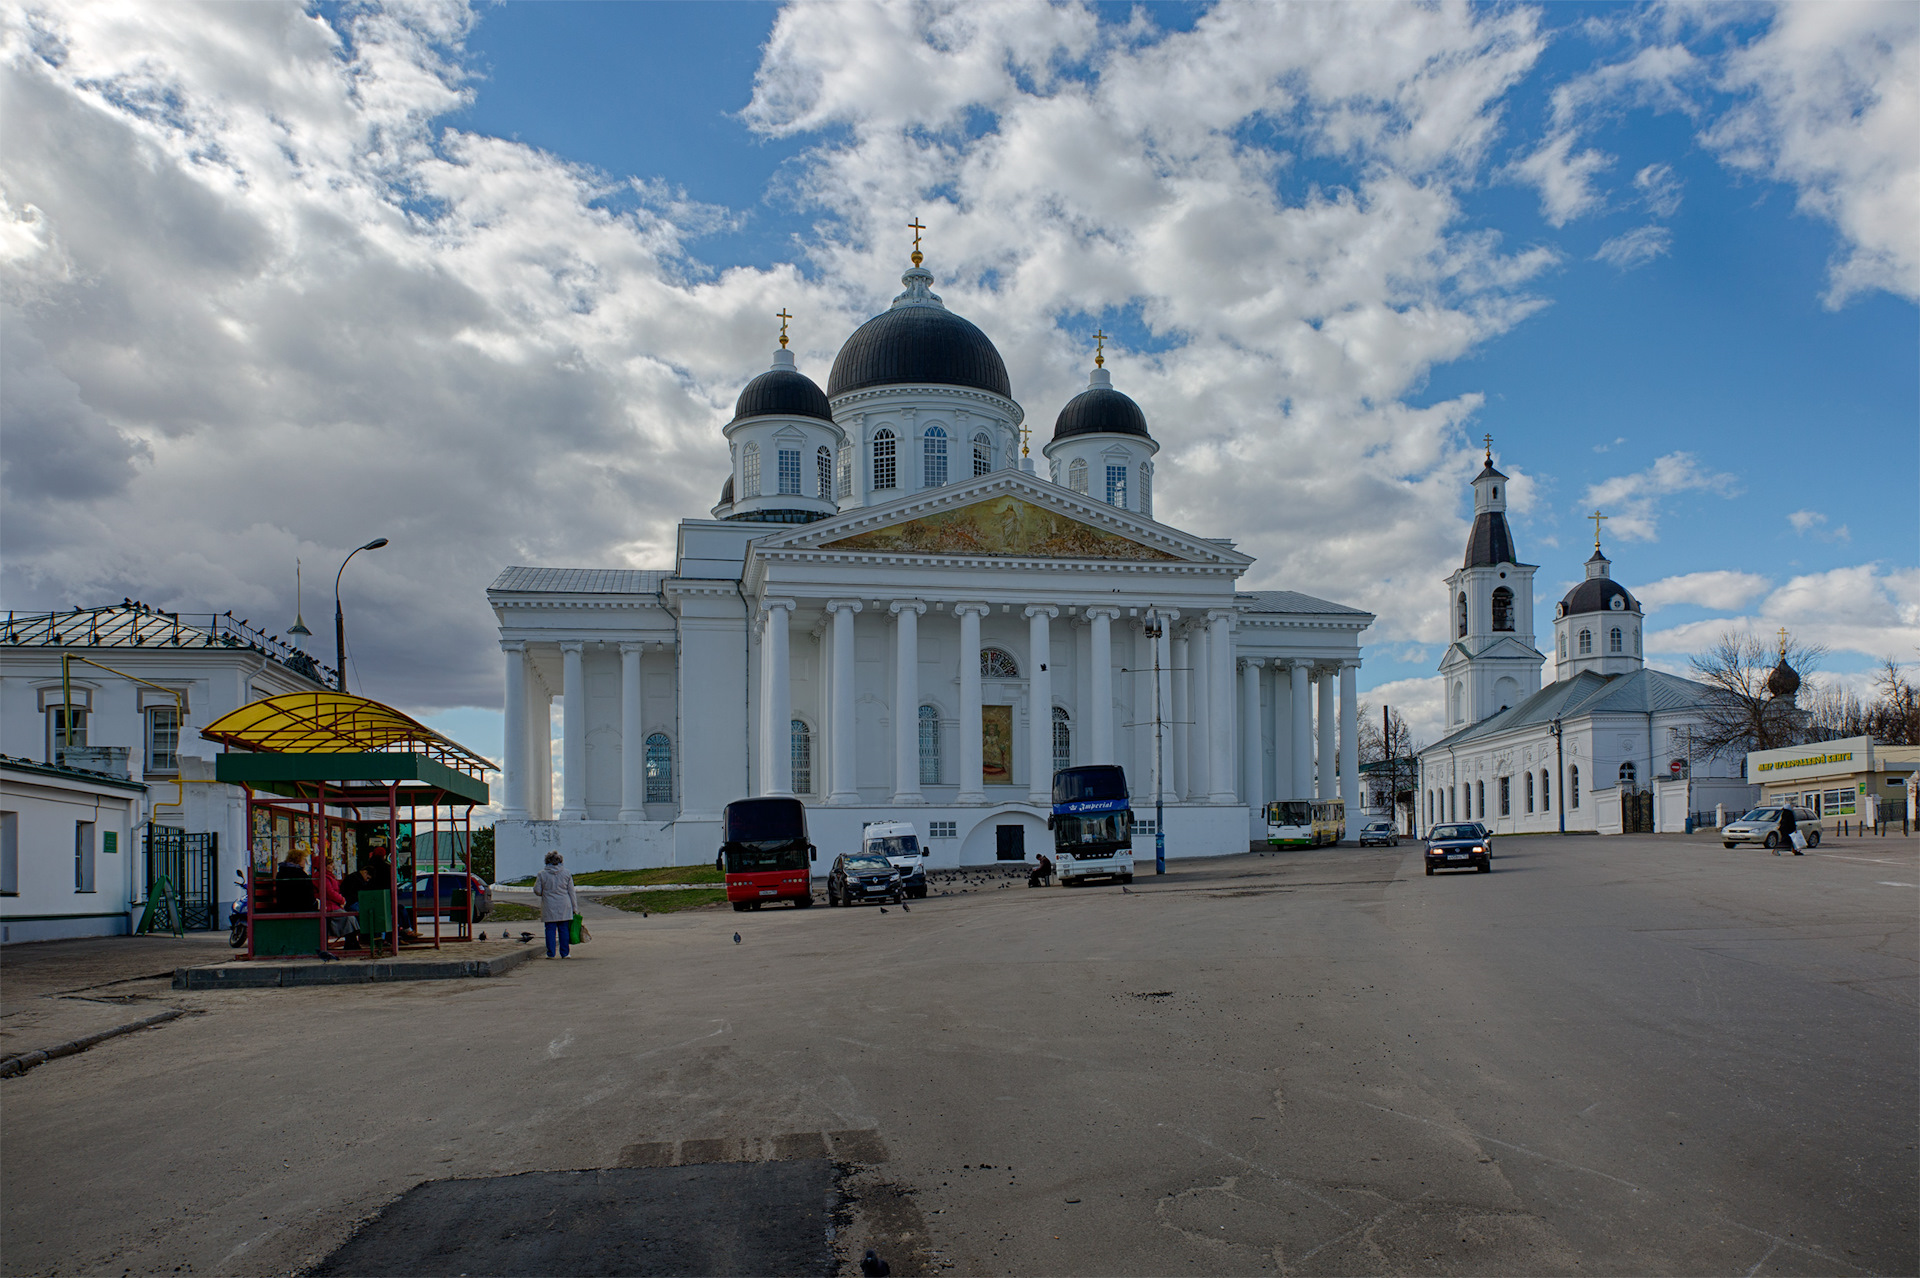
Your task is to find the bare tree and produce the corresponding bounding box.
[1870,658,1920,745]
[1804,683,1871,742]
[1357,704,1421,832]
[1687,630,1826,757]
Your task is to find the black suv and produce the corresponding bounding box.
[826,853,902,907]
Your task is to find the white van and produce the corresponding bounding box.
[861,821,928,899]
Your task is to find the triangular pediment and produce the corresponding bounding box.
[750,474,1247,565]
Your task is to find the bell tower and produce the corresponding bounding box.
[1437,439,1544,729]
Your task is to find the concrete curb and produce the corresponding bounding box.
[0,1009,184,1079]
[172,945,536,991]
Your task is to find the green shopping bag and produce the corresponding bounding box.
[569,913,587,945]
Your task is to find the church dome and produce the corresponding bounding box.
[827,263,1011,399]
[1767,653,1801,699]
[1053,385,1150,441]
[731,366,831,424]
[719,474,734,505]
[1559,577,1638,616]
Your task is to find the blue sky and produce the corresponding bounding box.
[3,0,1915,761]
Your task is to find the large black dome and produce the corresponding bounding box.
[731,367,832,424]
[1053,386,1150,441]
[828,305,1011,399]
[1560,577,1639,616]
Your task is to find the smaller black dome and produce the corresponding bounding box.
[1560,577,1638,616]
[1767,655,1801,699]
[1053,386,1150,441]
[720,474,734,505]
[731,367,832,425]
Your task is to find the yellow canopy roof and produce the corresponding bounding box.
[199,691,494,777]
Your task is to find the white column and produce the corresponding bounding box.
[1132,621,1152,787]
[1241,657,1263,810]
[891,600,926,804]
[1026,605,1057,804]
[827,601,861,804]
[559,641,587,819]
[1339,662,1360,833]
[1187,626,1209,799]
[618,642,645,819]
[1270,663,1291,804]
[1316,667,1336,801]
[761,599,795,796]
[1208,610,1237,803]
[1290,661,1312,801]
[500,642,528,819]
[1087,607,1118,766]
[956,603,988,803]
[1169,632,1190,800]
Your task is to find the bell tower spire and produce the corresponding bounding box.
[1437,443,1544,729]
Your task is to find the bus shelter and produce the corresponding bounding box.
[200,692,493,960]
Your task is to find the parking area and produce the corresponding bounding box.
[3,833,1915,1275]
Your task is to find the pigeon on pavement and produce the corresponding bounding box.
[1122,886,1134,894]
[733,932,742,944]
[860,1249,891,1276]
[901,902,910,912]
[878,907,888,914]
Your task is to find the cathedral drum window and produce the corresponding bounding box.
[1578,628,1592,655]
[1105,464,1128,509]
[1068,457,1088,494]
[837,444,853,498]
[972,432,993,478]
[778,447,802,496]
[1491,587,1514,632]
[923,426,948,488]
[1609,626,1623,653]
[743,442,761,497]
[1139,462,1153,517]
[981,648,1019,679]
[872,429,897,490]
[817,446,833,500]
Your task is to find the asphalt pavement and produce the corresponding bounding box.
[2,832,1914,1276]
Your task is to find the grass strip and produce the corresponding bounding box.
[572,866,724,887]
[601,888,727,914]
[485,901,540,922]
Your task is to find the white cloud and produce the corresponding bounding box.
[1592,435,1626,452]
[1593,224,1672,270]
[1635,569,1771,613]
[1644,564,1920,663]
[1704,2,1920,305]
[1583,451,1740,541]
[1509,131,1613,225]
[1356,674,1446,750]
[1787,509,1851,542]
[1633,161,1683,216]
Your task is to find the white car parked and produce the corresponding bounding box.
[1722,806,1821,851]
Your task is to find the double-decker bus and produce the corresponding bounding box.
[715,797,816,911]
[1049,765,1134,886]
[1264,799,1346,848]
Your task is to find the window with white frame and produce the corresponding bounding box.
[1475,779,1485,818]
[1578,628,1592,655]
[973,432,992,477]
[918,705,940,784]
[1052,706,1071,772]
[923,426,948,487]
[837,445,853,499]
[1541,768,1550,810]
[928,820,958,838]
[1140,462,1153,517]
[644,733,673,804]
[791,719,813,793]
[872,429,896,490]
[1609,626,1623,653]
[817,446,833,500]
[1105,464,1128,509]
[1068,458,1088,493]
[1525,771,1535,813]
[1618,760,1636,785]
[743,442,761,497]
[147,705,180,774]
[1499,775,1510,815]
[1569,765,1580,808]
[778,447,802,495]
[1558,632,1567,659]
[46,704,86,764]
[75,820,95,892]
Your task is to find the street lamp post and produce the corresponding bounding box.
[333,538,389,692]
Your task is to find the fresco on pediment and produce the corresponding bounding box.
[819,496,1180,561]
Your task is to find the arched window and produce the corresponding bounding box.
[1558,632,1566,659]
[1476,779,1485,818]
[1525,770,1535,813]
[742,442,761,498]
[644,733,673,804]
[1140,462,1153,518]
[1105,464,1128,509]
[791,720,812,793]
[973,432,993,478]
[1578,629,1592,655]
[1634,629,1641,655]
[1457,592,1468,638]
[1499,775,1510,816]
[981,648,1019,679]
[923,426,948,488]
[1609,626,1623,653]
[1569,765,1580,808]
[1052,706,1071,773]
[1491,587,1514,632]
[872,429,896,490]
[1451,681,1463,723]
[817,446,833,500]
[1068,458,1088,493]
[1618,760,1636,786]
[1540,768,1550,810]
[918,705,940,784]
[837,445,853,499]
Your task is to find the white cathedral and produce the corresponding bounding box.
[1417,450,1755,836]
[487,247,1376,879]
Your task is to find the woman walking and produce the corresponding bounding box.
[533,851,580,958]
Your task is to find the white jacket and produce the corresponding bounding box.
[532,866,579,923]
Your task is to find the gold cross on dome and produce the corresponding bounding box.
[1093,329,1109,368]
[1483,433,1493,462]
[776,309,792,349]
[1589,509,1608,547]
[1777,626,1790,656]
[908,217,926,266]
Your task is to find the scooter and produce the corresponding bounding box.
[228,870,249,948]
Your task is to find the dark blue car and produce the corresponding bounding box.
[1424,823,1491,875]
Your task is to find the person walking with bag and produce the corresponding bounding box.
[533,850,581,958]
[1776,805,1803,856]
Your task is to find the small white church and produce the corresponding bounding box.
[487,243,1375,879]
[1417,450,1754,836]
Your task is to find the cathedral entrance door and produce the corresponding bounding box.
[996,825,1025,861]
[1621,789,1654,833]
